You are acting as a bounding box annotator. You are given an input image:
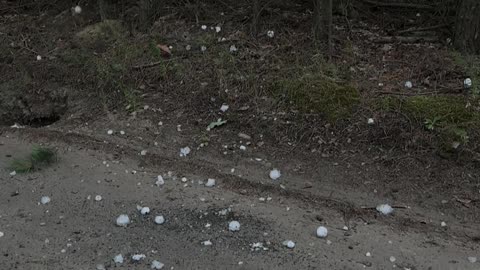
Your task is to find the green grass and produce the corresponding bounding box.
[9,146,57,173]
[451,51,480,96]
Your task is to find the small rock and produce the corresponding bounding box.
[238,133,251,140]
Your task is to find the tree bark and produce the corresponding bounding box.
[454,0,480,54]
[313,0,333,56]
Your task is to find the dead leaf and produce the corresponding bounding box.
[156,44,172,56]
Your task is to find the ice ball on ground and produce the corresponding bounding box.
[154,215,165,225]
[316,226,328,238]
[113,254,124,264]
[151,260,164,269]
[107,129,113,135]
[10,171,16,176]
[269,169,281,180]
[180,147,191,157]
[41,196,51,205]
[367,118,375,125]
[95,195,102,201]
[201,25,207,30]
[156,175,165,186]
[467,257,477,263]
[215,26,221,33]
[464,78,472,88]
[282,240,295,249]
[404,81,413,89]
[116,214,130,227]
[73,5,82,14]
[140,207,150,215]
[441,221,447,227]
[229,45,238,53]
[132,254,146,261]
[201,240,212,246]
[376,204,394,215]
[229,221,240,231]
[205,178,216,187]
[140,150,147,156]
[389,256,396,263]
[267,30,274,38]
[220,104,229,112]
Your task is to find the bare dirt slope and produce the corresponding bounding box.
[1,129,478,270]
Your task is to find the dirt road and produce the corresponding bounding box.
[0,128,478,270]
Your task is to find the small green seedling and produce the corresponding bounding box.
[424,117,441,131]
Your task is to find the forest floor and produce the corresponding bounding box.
[0,1,479,269]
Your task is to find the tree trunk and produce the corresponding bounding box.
[313,0,333,56]
[454,0,480,54]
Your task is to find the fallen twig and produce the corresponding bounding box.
[397,24,449,35]
[359,0,435,10]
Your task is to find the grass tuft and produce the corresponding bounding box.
[8,146,57,173]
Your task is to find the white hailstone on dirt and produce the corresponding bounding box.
[113,254,124,264]
[120,130,125,135]
[269,169,281,180]
[140,150,148,156]
[151,260,164,269]
[9,171,16,176]
[36,55,42,61]
[267,30,275,38]
[40,196,51,205]
[389,256,396,263]
[140,207,150,215]
[94,195,102,201]
[464,78,472,88]
[282,240,295,249]
[181,177,188,183]
[154,215,165,225]
[132,254,146,261]
[441,221,447,227]
[468,257,477,263]
[215,26,221,33]
[229,221,240,231]
[201,25,207,30]
[404,81,413,89]
[366,252,372,257]
[180,147,191,157]
[107,129,113,135]
[342,226,349,231]
[156,175,165,186]
[205,178,216,187]
[116,214,130,227]
[239,145,246,151]
[229,45,238,53]
[74,5,82,14]
[96,264,105,270]
[185,45,192,51]
[201,240,213,246]
[201,45,207,52]
[376,204,394,215]
[0,231,4,238]
[367,118,375,125]
[316,226,328,238]
[220,104,229,112]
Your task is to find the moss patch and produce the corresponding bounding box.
[379,95,475,125]
[74,20,126,50]
[273,74,359,121]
